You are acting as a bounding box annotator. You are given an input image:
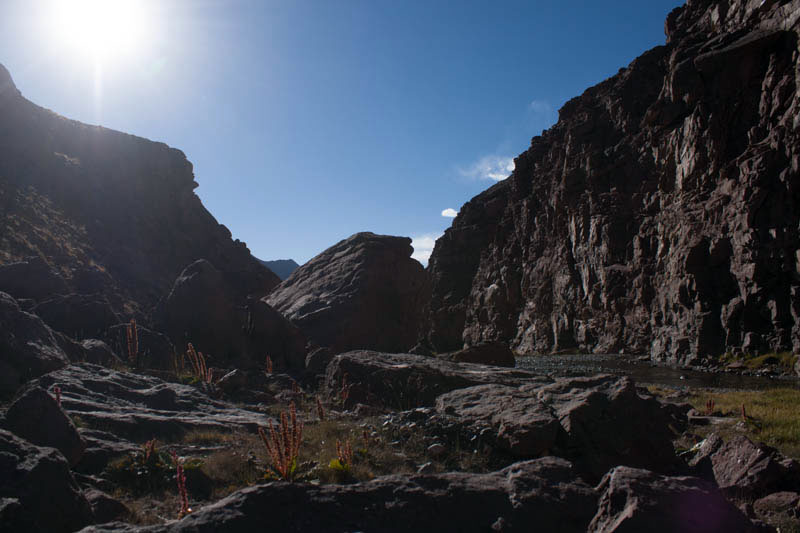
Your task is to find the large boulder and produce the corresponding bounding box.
[159,260,306,371]
[535,375,680,480]
[710,435,800,500]
[0,429,93,533]
[160,259,235,357]
[445,341,515,367]
[433,375,681,480]
[266,232,429,354]
[3,385,86,467]
[243,298,308,372]
[323,351,550,410]
[0,291,70,399]
[589,466,759,532]
[77,457,597,533]
[435,384,561,457]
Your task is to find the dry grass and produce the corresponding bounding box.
[200,436,264,499]
[687,388,800,458]
[182,430,237,445]
[719,351,797,372]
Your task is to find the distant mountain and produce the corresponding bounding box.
[258,258,300,280]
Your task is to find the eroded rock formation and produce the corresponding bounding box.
[267,233,429,354]
[423,0,800,365]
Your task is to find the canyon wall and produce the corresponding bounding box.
[424,0,800,365]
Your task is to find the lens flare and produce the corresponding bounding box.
[51,0,148,61]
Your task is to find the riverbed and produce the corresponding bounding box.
[515,354,799,390]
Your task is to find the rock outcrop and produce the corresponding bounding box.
[30,364,273,449]
[590,466,759,532]
[0,63,279,323]
[158,259,307,371]
[78,458,599,533]
[323,350,550,410]
[0,429,94,533]
[3,386,86,467]
[0,291,70,399]
[267,233,428,354]
[422,0,800,365]
[433,375,680,481]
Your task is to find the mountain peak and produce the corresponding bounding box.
[0,63,19,99]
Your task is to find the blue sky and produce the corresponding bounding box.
[0,0,683,265]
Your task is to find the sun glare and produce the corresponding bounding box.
[51,0,148,61]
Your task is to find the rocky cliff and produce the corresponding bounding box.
[0,63,278,321]
[423,0,800,365]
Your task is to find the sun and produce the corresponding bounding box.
[51,0,148,62]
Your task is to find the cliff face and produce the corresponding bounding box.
[0,64,278,320]
[424,0,800,365]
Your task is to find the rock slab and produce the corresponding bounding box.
[78,457,597,533]
[323,350,550,410]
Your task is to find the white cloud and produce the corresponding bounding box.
[441,208,457,218]
[459,155,515,182]
[529,99,554,115]
[411,233,442,266]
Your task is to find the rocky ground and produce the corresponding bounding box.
[1,302,799,532]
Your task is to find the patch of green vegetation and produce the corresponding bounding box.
[106,440,181,494]
[718,351,797,372]
[688,388,800,459]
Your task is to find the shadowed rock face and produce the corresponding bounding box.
[0,64,278,321]
[158,259,307,370]
[77,458,599,533]
[423,0,800,365]
[323,350,550,410]
[0,291,70,398]
[0,429,94,533]
[267,232,429,354]
[590,466,760,533]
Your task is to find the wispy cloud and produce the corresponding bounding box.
[528,98,558,132]
[441,208,457,218]
[528,99,554,115]
[459,155,515,182]
[411,233,442,266]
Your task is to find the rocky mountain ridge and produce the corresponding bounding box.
[257,258,299,281]
[423,0,800,366]
[0,63,278,323]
